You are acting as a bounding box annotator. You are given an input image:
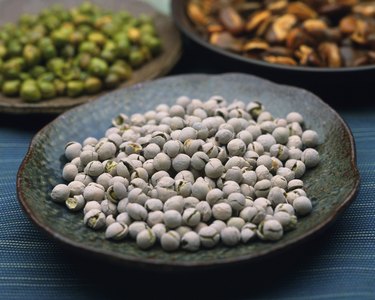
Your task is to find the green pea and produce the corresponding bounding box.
[61,44,76,58]
[37,72,55,82]
[104,73,120,89]
[53,79,66,96]
[30,66,47,79]
[140,24,156,36]
[141,35,162,55]
[109,63,132,81]
[101,49,117,63]
[79,41,100,56]
[43,15,61,31]
[89,57,108,77]
[38,80,56,99]
[0,44,7,59]
[41,44,57,60]
[23,44,41,66]
[129,50,145,68]
[88,32,107,46]
[7,40,23,57]
[67,80,84,97]
[47,57,65,73]
[2,57,24,79]
[19,72,32,81]
[20,80,41,102]
[51,28,70,47]
[2,80,21,96]
[116,39,131,58]
[69,31,85,45]
[75,53,92,70]
[84,76,102,94]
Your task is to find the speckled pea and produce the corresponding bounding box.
[257,219,283,241]
[220,226,240,246]
[182,208,201,227]
[227,139,246,156]
[272,127,289,144]
[181,231,200,252]
[293,196,312,216]
[161,231,181,251]
[210,219,227,233]
[183,196,200,209]
[215,129,234,145]
[84,209,106,230]
[195,201,212,222]
[84,161,104,177]
[267,186,287,207]
[51,184,70,203]
[222,180,241,197]
[227,192,246,212]
[153,153,172,171]
[286,112,304,125]
[62,163,79,182]
[146,211,164,227]
[302,130,319,148]
[236,130,253,145]
[163,140,183,158]
[152,223,167,240]
[179,127,197,143]
[128,221,149,239]
[137,228,157,250]
[287,135,303,149]
[227,217,245,230]
[301,148,320,168]
[95,141,117,161]
[142,143,161,160]
[105,222,128,240]
[65,142,82,161]
[254,179,272,198]
[212,203,232,221]
[163,195,184,213]
[285,159,306,178]
[199,226,220,248]
[65,195,85,212]
[172,153,191,172]
[241,223,257,243]
[288,148,303,160]
[126,203,147,221]
[273,211,297,231]
[256,134,276,152]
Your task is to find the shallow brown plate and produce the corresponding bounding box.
[17,73,359,270]
[0,0,181,114]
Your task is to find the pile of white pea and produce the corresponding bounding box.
[50,95,321,252]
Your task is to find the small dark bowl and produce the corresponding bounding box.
[171,0,375,101]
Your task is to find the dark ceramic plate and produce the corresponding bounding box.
[17,73,359,270]
[0,0,181,114]
[171,0,375,94]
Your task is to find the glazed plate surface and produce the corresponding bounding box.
[0,0,181,114]
[17,73,359,270]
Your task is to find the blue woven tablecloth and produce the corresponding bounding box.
[1,1,375,299]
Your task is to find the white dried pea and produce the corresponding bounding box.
[51,184,70,203]
[105,222,128,240]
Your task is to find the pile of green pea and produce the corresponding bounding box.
[0,2,162,102]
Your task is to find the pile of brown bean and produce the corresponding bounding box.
[187,0,375,67]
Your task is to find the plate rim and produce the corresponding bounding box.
[16,73,360,270]
[0,0,182,114]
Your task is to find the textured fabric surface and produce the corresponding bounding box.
[1,0,375,299]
